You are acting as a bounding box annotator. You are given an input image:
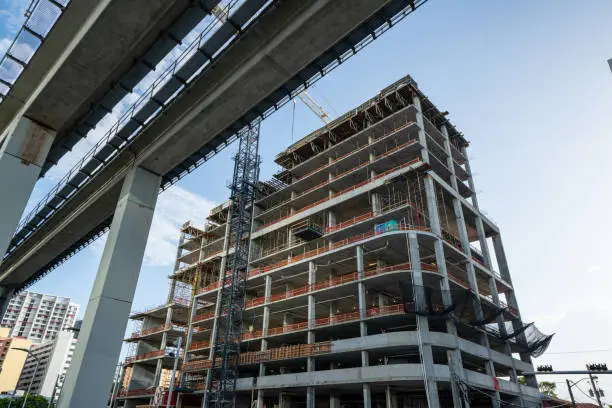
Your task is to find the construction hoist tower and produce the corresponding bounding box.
[205,124,261,408]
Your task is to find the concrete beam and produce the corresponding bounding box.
[0,0,406,289]
[58,166,160,408]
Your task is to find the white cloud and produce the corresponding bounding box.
[90,185,216,267]
[0,1,27,33]
[143,185,216,266]
[0,38,11,56]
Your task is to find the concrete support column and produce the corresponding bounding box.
[279,392,291,408]
[261,276,271,357]
[461,146,478,209]
[0,117,55,259]
[306,261,316,406]
[385,385,398,408]
[328,210,336,229]
[330,390,340,408]
[407,232,441,408]
[256,275,272,408]
[440,125,459,191]
[58,166,160,408]
[474,217,492,268]
[475,218,519,382]
[363,383,372,408]
[356,246,368,360]
[452,199,481,302]
[412,95,429,163]
[423,175,469,408]
[452,199,501,407]
[208,213,233,355]
[290,191,297,215]
[493,235,536,386]
[371,192,382,215]
[306,387,315,408]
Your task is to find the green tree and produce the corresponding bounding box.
[0,395,52,408]
[538,381,558,398]
[516,377,558,397]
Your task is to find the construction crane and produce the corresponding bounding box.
[213,5,333,125]
[205,125,260,408]
[297,91,332,124]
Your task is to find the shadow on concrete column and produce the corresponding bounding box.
[58,166,160,408]
[0,116,55,318]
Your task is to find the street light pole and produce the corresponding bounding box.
[14,347,40,408]
[47,374,63,408]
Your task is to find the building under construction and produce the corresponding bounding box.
[114,75,552,408]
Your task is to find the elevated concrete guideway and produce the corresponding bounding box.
[0,0,219,173]
[0,0,427,290]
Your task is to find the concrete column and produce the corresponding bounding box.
[452,199,501,406]
[262,275,272,344]
[330,390,340,408]
[440,125,459,191]
[493,235,536,385]
[0,117,55,259]
[279,392,292,408]
[385,385,398,408]
[208,213,233,354]
[475,218,519,381]
[407,232,441,408]
[371,192,382,215]
[363,383,372,408]
[377,293,386,308]
[452,199,481,302]
[58,166,160,408]
[461,146,478,209]
[256,275,272,408]
[369,146,376,180]
[412,95,429,164]
[307,261,316,406]
[423,176,469,408]
[306,387,315,408]
[356,245,368,366]
[328,210,336,229]
[492,235,512,284]
[474,217,492,268]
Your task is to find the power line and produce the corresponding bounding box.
[573,382,600,405]
[544,347,612,355]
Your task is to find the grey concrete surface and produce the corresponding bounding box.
[57,166,160,408]
[0,0,395,293]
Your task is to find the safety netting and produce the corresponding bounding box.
[400,281,553,357]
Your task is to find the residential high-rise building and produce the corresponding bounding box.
[0,328,31,394]
[1,291,79,344]
[117,75,552,408]
[16,330,77,399]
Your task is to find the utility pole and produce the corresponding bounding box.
[565,379,577,408]
[588,372,603,408]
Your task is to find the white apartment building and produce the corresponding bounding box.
[16,330,77,399]
[0,291,79,343]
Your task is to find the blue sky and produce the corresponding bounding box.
[2,0,612,403]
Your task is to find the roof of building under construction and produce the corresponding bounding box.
[274,74,469,171]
